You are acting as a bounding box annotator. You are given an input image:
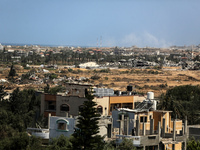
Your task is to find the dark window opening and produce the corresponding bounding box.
[140,116,147,123]
[97,106,103,114]
[145,116,147,122]
[140,116,143,122]
[60,104,69,112]
[47,101,56,110]
[58,123,65,130]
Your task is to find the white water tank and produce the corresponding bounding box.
[147,92,154,100]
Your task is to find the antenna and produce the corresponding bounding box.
[97,38,98,48]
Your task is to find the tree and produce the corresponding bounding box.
[8,64,16,79]
[48,134,72,150]
[103,140,115,150]
[0,133,43,150]
[71,92,104,150]
[187,139,200,150]
[158,85,200,124]
[117,138,136,150]
[0,85,7,101]
[44,84,50,93]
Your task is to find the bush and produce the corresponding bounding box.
[91,75,101,80]
[68,68,73,72]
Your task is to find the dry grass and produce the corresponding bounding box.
[2,67,200,97]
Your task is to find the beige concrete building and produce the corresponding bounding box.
[41,93,88,117]
[93,96,109,116]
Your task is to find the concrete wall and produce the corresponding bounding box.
[65,83,91,97]
[135,111,153,131]
[112,110,135,135]
[41,93,88,117]
[133,95,146,104]
[153,111,172,133]
[188,126,200,140]
[110,95,134,104]
[49,116,112,140]
[49,116,75,139]
[56,95,88,117]
[164,143,182,150]
[93,96,109,116]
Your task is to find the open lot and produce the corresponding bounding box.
[2,66,200,98]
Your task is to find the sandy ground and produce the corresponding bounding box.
[2,66,200,98]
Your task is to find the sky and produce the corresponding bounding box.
[0,0,200,48]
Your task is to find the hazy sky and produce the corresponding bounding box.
[0,0,200,47]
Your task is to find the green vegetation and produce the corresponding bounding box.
[44,84,65,95]
[48,134,72,150]
[8,64,16,81]
[158,85,200,124]
[0,86,44,149]
[117,139,136,150]
[187,138,200,150]
[0,133,43,150]
[71,92,104,150]
[103,139,136,150]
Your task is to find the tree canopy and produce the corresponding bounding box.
[187,139,200,150]
[0,87,41,138]
[71,92,104,150]
[158,85,200,124]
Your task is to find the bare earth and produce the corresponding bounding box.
[2,66,200,98]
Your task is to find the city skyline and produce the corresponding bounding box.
[0,0,200,48]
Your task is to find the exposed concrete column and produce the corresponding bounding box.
[184,141,187,150]
[120,114,124,135]
[48,113,51,129]
[150,118,154,135]
[173,119,176,141]
[142,122,146,136]
[65,112,68,118]
[184,116,187,150]
[184,116,187,135]
[136,117,140,136]
[158,122,161,141]
[143,146,145,150]
[162,118,165,138]
[126,117,129,135]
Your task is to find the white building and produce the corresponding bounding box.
[0,43,3,50]
[79,62,99,69]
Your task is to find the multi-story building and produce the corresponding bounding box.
[93,92,146,116]
[40,93,88,117]
[112,94,187,150]
[41,83,92,117]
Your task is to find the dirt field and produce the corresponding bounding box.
[2,66,200,98]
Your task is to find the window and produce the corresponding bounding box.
[47,101,56,110]
[97,105,103,114]
[140,116,147,123]
[144,116,147,122]
[60,104,69,112]
[140,116,143,122]
[58,123,65,130]
[56,119,69,131]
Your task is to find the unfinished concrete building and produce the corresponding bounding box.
[112,92,187,150]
